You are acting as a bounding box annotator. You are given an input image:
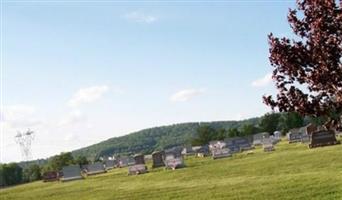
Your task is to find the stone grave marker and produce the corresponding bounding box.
[152,151,165,168]
[287,129,303,143]
[233,137,254,151]
[42,171,59,182]
[164,154,185,170]
[253,132,270,146]
[211,148,231,160]
[182,146,195,156]
[309,130,340,148]
[60,165,83,182]
[128,164,148,175]
[127,156,136,166]
[104,160,116,170]
[86,162,106,176]
[262,138,275,152]
[224,138,240,154]
[274,131,282,140]
[209,140,227,150]
[165,146,183,158]
[301,134,310,143]
[193,145,210,157]
[134,154,145,165]
[119,156,135,167]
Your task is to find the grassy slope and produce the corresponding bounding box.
[1,139,342,200]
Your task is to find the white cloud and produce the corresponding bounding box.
[251,73,273,88]
[1,105,35,122]
[1,105,42,129]
[170,88,206,102]
[123,12,158,24]
[58,110,86,127]
[64,133,79,142]
[68,85,109,107]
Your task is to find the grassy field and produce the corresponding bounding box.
[1,139,342,200]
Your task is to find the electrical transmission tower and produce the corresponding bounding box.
[15,129,35,161]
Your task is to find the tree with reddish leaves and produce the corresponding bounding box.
[264,0,342,130]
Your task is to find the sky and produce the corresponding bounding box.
[0,0,297,163]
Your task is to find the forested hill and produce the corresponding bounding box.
[72,118,260,160]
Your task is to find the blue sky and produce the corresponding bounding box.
[1,0,296,162]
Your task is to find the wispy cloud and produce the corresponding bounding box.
[251,73,273,88]
[68,85,109,107]
[170,88,206,102]
[1,105,35,121]
[123,11,158,24]
[1,105,42,129]
[58,110,86,127]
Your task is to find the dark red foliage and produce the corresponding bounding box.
[264,0,342,127]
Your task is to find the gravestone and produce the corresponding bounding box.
[253,132,270,145]
[287,129,303,143]
[211,148,231,160]
[193,145,210,157]
[262,138,275,152]
[164,154,185,170]
[105,160,116,170]
[224,138,240,153]
[269,136,280,145]
[119,157,129,167]
[61,165,83,182]
[134,154,145,165]
[309,130,340,148]
[182,146,195,156]
[232,137,254,151]
[86,162,106,176]
[209,140,227,150]
[165,146,183,158]
[128,164,148,175]
[152,151,165,168]
[226,144,240,153]
[274,131,282,140]
[119,156,135,167]
[127,157,136,166]
[301,134,310,143]
[42,171,59,182]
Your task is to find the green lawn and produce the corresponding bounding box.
[1,139,342,200]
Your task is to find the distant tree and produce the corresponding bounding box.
[259,112,281,133]
[278,112,304,133]
[240,124,258,136]
[227,128,240,138]
[0,163,23,186]
[216,128,227,140]
[75,156,89,166]
[49,152,75,171]
[264,0,342,130]
[23,164,41,182]
[191,126,217,146]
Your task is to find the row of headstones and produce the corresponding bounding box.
[43,149,188,183]
[208,134,282,159]
[43,154,148,182]
[287,124,341,148]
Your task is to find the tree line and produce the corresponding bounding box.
[192,112,305,146]
[0,153,90,187]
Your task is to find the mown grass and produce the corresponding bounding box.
[1,139,342,200]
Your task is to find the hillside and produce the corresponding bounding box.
[72,118,260,160]
[1,139,341,200]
